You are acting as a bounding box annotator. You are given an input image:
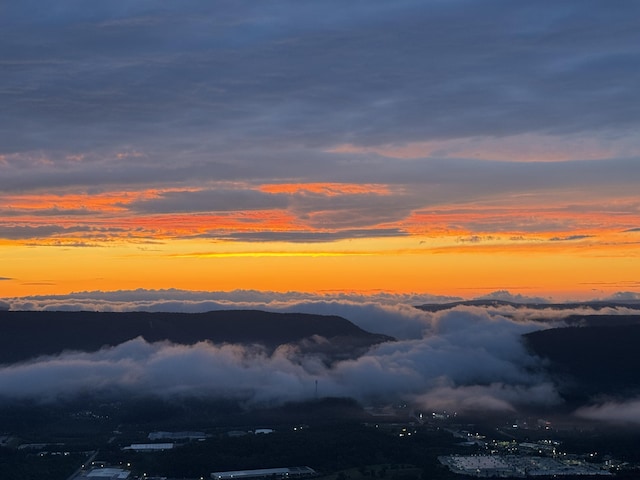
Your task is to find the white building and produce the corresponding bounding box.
[211,466,316,480]
[148,431,206,441]
[122,443,174,452]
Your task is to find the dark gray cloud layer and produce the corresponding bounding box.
[3,1,639,149]
[128,189,288,214]
[218,228,408,243]
[1,0,639,193]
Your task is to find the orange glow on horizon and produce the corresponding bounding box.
[2,183,639,301]
[1,231,639,301]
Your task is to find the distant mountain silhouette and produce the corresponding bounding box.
[417,300,640,313]
[0,310,394,365]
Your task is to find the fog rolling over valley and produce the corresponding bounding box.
[2,290,640,424]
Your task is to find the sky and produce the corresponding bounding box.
[1,0,640,300]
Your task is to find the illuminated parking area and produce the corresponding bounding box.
[75,467,131,480]
[440,455,513,477]
[439,455,613,477]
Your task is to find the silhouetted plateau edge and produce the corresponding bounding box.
[0,310,394,365]
[524,322,640,404]
[417,299,640,313]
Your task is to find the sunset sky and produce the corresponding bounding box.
[1,0,639,301]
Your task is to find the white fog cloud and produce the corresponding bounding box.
[0,291,563,412]
[575,399,640,425]
[4,288,638,410]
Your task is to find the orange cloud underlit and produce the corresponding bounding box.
[259,182,392,196]
[1,189,169,212]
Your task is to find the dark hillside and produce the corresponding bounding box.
[0,310,393,365]
[524,323,640,402]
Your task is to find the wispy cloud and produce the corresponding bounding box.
[576,399,640,425]
[212,228,408,243]
[548,235,594,242]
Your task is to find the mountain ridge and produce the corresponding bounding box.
[0,309,394,365]
[416,299,640,312]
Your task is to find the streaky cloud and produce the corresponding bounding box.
[219,228,408,243]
